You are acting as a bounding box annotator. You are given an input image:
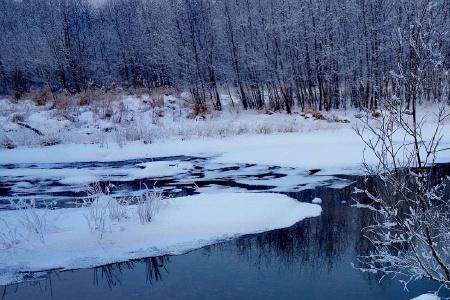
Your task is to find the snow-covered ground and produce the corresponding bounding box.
[0,94,345,150]
[1,95,449,174]
[0,193,321,285]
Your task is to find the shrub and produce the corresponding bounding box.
[150,96,165,109]
[91,91,118,120]
[83,195,109,238]
[81,183,129,238]
[135,86,149,98]
[28,88,51,106]
[0,219,23,250]
[311,111,326,120]
[41,136,61,147]
[9,198,52,244]
[1,140,16,149]
[81,183,110,238]
[104,109,113,119]
[0,135,16,149]
[78,88,100,106]
[135,189,162,225]
[10,113,25,123]
[108,197,129,222]
[187,105,208,119]
[52,93,79,122]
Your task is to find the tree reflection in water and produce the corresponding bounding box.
[1,256,171,299]
[92,256,170,288]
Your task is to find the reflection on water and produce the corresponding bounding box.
[2,182,448,300]
[92,256,170,288]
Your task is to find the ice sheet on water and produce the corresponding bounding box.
[0,192,321,285]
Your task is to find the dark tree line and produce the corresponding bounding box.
[0,0,449,111]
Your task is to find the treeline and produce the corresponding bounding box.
[0,0,449,111]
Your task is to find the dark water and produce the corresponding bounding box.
[0,159,449,299]
[1,185,448,300]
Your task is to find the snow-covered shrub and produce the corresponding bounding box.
[52,94,79,122]
[108,197,129,222]
[136,189,162,224]
[9,199,52,244]
[91,92,118,120]
[10,113,25,123]
[0,219,23,250]
[78,88,100,106]
[114,124,141,146]
[112,102,128,124]
[0,134,16,149]
[255,124,272,134]
[81,183,129,238]
[1,140,16,149]
[82,183,109,237]
[41,136,61,147]
[277,119,297,133]
[82,194,109,238]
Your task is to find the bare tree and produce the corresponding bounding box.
[0,0,449,111]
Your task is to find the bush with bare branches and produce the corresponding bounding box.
[354,101,450,291]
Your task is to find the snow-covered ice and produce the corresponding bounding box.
[2,124,448,175]
[0,160,195,187]
[311,197,322,204]
[0,192,321,285]
[131,161,194,178]
[411,294,440,300]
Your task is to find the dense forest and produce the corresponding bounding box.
[0,0,449,111]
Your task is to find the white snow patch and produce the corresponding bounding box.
[131,161,194,178]
[196,184,248,194]
[311,197,322,204]
[0,192,320,285]
[411,294,440,300]
[59,175,100,185]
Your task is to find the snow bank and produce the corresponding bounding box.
[0,192,321,285]
[2,123,448,174]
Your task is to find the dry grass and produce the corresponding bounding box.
[187,105,209,119]
[311,111,326,120]
[91,91,119,120]
[51,93,79,121]
[26,88,52,106]
[135,86,150,98]
[150,86,176,97]
[150,96,164,109]
[78,88,102,106]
